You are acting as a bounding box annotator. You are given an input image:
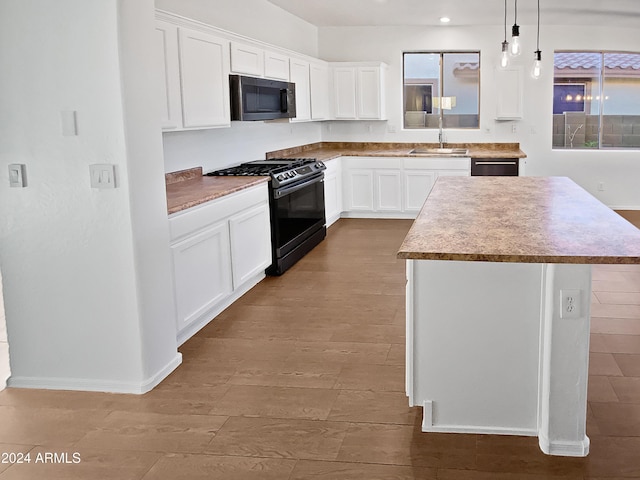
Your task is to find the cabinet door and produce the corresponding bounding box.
[155,20,182,130]
[171,222,232,333]
[344,169,374,211]
[178,27,230,128]
[290,59,311,122]
[323,160,342,226]
[230,42,264,76]
[333,67,357,119]
[375,170,402,212]
[310,62,330,120]
[495,66,523,120]
[404,170,437,212]
[229,203,272,288]
[358,66,383,119]
[264,51,290,80]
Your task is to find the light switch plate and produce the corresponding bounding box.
[60,110,78,136]
[89,164,116,189]
[8,164,26,188]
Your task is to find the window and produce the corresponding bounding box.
[553,51,640,149]
[403,52,480,130]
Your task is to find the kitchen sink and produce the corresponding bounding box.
[409,147,469,156]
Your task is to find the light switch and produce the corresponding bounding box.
[8,164,26,188]
[61,110,78,136]
[89,164,116,189]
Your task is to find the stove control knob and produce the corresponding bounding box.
[277,174,284,181]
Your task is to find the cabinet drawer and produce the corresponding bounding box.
[404,157,470,170]
[343,156,402,169]
[169,184,268,242]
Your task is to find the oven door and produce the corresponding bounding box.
[267,173,326,275]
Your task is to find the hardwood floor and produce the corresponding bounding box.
[0,216,639,479]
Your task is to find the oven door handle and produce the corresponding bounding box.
[273,173,324,199]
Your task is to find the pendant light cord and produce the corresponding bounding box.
[514,0,518,24]
[504,0,508,41]
[536,0,540,50]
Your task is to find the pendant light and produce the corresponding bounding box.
[510,0,521,57]
[500,0,509,68]
[531,0,542,79]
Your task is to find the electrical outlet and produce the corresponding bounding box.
[597,182,605,191]
[560,289,582,319]
[511,124,518,134]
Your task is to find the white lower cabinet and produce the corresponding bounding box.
[342,156,470,217]
[344,169,374,212]
[343,157,403,215]
[229,203,271,288]
[171,222,232,335]
[404,170,437,212]
[323,158,342,227]
[375,170,402,212]
[169,184,271,344]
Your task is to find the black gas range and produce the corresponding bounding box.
[207,158,327,275]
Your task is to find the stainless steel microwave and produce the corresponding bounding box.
[229,75,296,121]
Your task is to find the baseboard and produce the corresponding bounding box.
[421,400,537,437]
[340,211,417,219]
[7,352,182,394]
[611,206,640,211]
[538,431,590,457]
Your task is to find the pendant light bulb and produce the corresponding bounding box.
[531,50,542,79]
[510,25,521,56]
[510,0,521,57]
[500,41,510,68]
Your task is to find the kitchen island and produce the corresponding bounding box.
[398,176,640,457]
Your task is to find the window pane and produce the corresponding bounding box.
[602,53,640,148]
[553,52,602,149]
[442,53,479,128]
[404,53,440,129]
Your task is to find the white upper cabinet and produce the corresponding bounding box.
[289,58,312,122]
[495,66,524,120]
[178,27,231,129]
[331,62,387,120]
[230,41,264,76]
[332,67,358,119]
[310,61,330,120]
[358,65,386,119]
[264,50,290,81]
[155,20,182,130]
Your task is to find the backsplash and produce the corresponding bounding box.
[162,121,322,174]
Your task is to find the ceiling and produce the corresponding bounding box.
[266,0,640,28]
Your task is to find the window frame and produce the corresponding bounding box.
[553,50,640,151]
[402,51,481,131]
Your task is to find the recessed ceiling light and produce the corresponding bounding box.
[440,17,451,24]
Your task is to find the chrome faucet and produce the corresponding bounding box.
[438,116,445,149]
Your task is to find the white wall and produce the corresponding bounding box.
[318,24,640,208]
[163,122,322,173]
[0,0,179,392]
[0,269,9,390]
[155,0,323,173]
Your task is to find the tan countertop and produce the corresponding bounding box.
[397,176,640,264]
[166,167,268,215]
[267,142,526,161]
[165,142,526,215]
